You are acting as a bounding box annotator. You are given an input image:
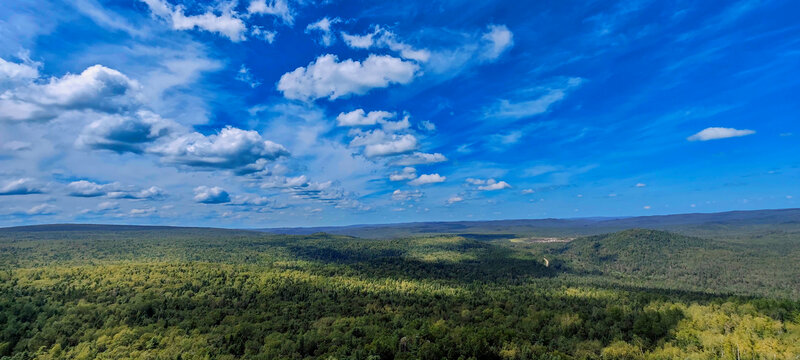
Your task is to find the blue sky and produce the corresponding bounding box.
[0,0,798,227]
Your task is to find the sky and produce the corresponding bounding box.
[0,0,798,228]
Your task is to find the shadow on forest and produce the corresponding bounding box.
[279,239,556,284]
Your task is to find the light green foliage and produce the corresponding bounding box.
[0,227,798,359]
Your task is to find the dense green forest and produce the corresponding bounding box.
[0,225,799,359]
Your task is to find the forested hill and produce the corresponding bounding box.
[549,229,800,298]
[256,207,800,239]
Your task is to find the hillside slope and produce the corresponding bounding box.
[553,229,800,298]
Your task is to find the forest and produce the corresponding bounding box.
[0,224,799,359]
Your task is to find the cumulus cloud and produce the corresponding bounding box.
[306,17,341,46]
[0,178,43,195]
[341,26,431,62]
[260,174,310,189]
[258,175,362,209]
[522,189,535,194]
[247,0,293,25]
[140,0,247,41]
[26,204,57,215]
[150,126,289,171]
[67,180,166,200]
[0,64,142,122]
[467,178,511,191]
[391,189,423,202]
[337,109,395,127]
[277,54,419,101]
[230,194,271,206]
[393,152,447,166]
[0,57,39,87]
[409,173,446,186]
[107,186,166,200]
[193,186,231,204]
[77,111,178,153]
[67,180,108,197]
[389,167,417,181]
[364,134,418,157]
[380,115,411,132]
[479,180,511,191]
[446,195,464,204]
[687,127,755,141]
[348,129,418,157]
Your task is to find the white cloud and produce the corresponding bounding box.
[425,24,515,78]
[477,179,511,191]
[419,120,436,132]
[481,25,514,60]
[391,189,423,201]
[643,205,651,210]
[129,207,157,216]
[522,189,534,194]
[0,63,142,123]
[393,152,447,166]
[193,186,231,204]
[26,204,57,215]
[348,129,418,157]
[97,201,120,211]
[380,115,410,132]
[76,111,179,153]
[260,174,309,189]
[363,134,418,157]
[235,65,261,88]
[230,194,271,206]
[150,126,289,170]
[336,109,410,133]
[341,26,431,62]
[140,0,247,42]
[687,127,755,141]
[67,180,108,197]
[247,0,293,25]
[277,54,419,101]
[389,167,417,181]
[409,173,445,186]
[337,108,395,127]
[108,186,166,200]
[635,183,646,187]
[0,178,43,195]
[250,26,276,43]
[467,178,511,191]
[68,180,166,200]
[484,77,583,120]
[465,178,487,185]
[305,17,341,46]
[446,195,464,204]
[0,56,39,87]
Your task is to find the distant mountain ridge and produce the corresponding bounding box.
[255,208,800,238]
[3,208,800,239]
